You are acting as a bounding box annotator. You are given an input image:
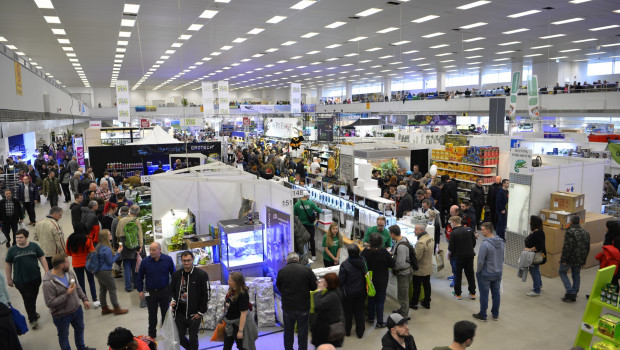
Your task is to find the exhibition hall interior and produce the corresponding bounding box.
[1,0,620,349]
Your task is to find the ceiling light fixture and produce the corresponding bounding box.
[508,10,541,18]
[220,45,233,50]
[590,24,620,31]
[569,0,591,3]
[265,48,279,52]
[466,55,482,58]
[307,50,320,54]
[117,40,128,45]
[531,44,553,49]
[559,48,581,52]
[422,32,444,38]
[34,0,54,9]
[503,28,529,34]
[402,50,419,54]
[301,32,319,38]
[496,50,515,54]
[463,37,485,42]
[523,53,543,57]
[233,38,247,43]
[435,52,453,56]
[120,19,135,27]
[430,44,449,49]
[290,0,316,10]
[366,47,382,52]
[572,38,597,43]
[267,16,287,23]
[412,15,439,23]
[539,34,566,39]
[200,10,219,18]
[325,44,341,48]
[601,43,620,47]
[44,16,61,23]
[325,21,346,28]
[252,53,264,57]
[499,41,521,46]
[377,27,399,34]
[460,22,487,29]
[357,8,383,17]
[51,28,66,35]
[349,36,367,42]
[119,31,131,37]
[457,1,491,10]
[392,40,411,45]
[247,28,264,35]
[552,17,585,25]
[57,38,70,44]
[464,47,484,51]
[188,24,204,31]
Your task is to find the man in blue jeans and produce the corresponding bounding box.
[276,252,318,350]
[472,222,505,322]
[42,253,95,350]
[559,215,590,302]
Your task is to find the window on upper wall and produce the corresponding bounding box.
[522,65,533,82]
[445,73,480,87]
[426,78,437,89]
[393,78,424,91]
[481,70,511,85]
[323,87,344,97]
[614,61,620,75]
[587,62,613,76]
[352,82,382,94]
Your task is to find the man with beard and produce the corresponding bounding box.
[381,313,418,350]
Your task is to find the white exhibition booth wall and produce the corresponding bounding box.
[150,162,295,279]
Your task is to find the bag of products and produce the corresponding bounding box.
[328,321,345,342]
[124,218,140,249]
[363,260,376,297]
[210,322,226,342]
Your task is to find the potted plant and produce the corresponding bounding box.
[181,98,189,107]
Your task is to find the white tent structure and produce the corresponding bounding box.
[128,125,181,145]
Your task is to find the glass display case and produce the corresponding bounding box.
[218,219,265,268]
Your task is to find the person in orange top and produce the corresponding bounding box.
[107,327,154,350]
[66,223,100,308]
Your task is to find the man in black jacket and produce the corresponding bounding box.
[381,313,418,350]
[0,189,24,247]
[448,216,478,300]
[16,175,40,225]
[469,178,485,230]
[440,175,458,226]
[170,251,210,350]
[396,185,414,219]
[58,163,72,203]
[276,252,318,350]
[486,176,501,228]
[70,193,83,231]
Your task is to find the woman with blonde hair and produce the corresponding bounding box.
[223,272,258,350]
[95,229,128,315]
[323,223,343,267]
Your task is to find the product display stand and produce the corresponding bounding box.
[574,265,618,348]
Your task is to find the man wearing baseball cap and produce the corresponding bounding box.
[381,313,418,350]
[293,191,322,262]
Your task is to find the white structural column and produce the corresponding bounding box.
[316,86,323,102]
[345,81,352,101]
[437,71,446,92]
[383,76,391,100]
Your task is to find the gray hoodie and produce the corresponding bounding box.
[42,270,88,317]
[477,235,505,277]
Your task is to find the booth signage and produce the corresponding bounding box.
[14,62,22,96]
[527,75,540,119]
[89,120,102,128]
[116,80,131,123]
[291,188,306,198]
[290,83,302,114]
[202,81,215,115]
[265,206,292,271]
[509,71,520,119]
[608,143,620,165]
[510,148,532,174]
[74,137,85,167]
[316,117,334,142]
[264,118,303,138]
[243,117,250,126]
[216,81,229,114]
[133,142,220,156]
[140,175,151,184]
[408,115,456,126]
[140,119,150,128]
[181,118,199,127]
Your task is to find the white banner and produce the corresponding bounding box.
[290,83,301,114]
[115,80,131,123]
[510,148,532,174]
[258,105,275,113]
[509,71,520,119]
[202,81,215,115]
[217,81,229,114]
[263,117,303,138]
[527,75,540,119]
[89,120,102,128]
[181,117,200,127]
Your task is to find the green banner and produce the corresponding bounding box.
[609,143,620,165]
[527,75,539,118]
[511,72,520,104]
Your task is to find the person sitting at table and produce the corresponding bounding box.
[363,216,391,249]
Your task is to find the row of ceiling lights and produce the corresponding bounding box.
[109,4,141,88]
[0,36,62,86]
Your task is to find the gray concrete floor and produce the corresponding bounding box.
[3,196,591,349]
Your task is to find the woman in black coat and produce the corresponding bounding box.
[312,273,344,348]
[524,215,546,296]
[360,233,394,329]
[339,244,367,339]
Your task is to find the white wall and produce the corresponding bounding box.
[0,52,88,116]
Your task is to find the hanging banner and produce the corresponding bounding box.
[408,115,456,126]
[202,81,215,115]
[14,62,22,96]
[89,120,102,128]
[263,117,303,138]
[74,137,85,167]
[316,116,334,142]
[140,118,150,128]
[509,71,520,119]
[115,80,131,123]
[510,148,532,174]
[290,83,301,114]
[609,143,620,165]
[216,81,229,114]
[181,117,199,127]
[527,75,539,119]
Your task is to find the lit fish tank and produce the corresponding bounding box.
[218,219,265,268]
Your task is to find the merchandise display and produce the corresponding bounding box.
[431,145,498,186]
[218,219,265,268]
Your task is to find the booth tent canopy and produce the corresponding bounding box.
[127,125,181,145]
[342,118,380,129]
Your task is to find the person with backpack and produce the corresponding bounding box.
[0,270,23,350]
[170,251,210,350]
[390,225,413,317]
[448,216,477,301]
[93,230,128,316]
[66,223,100,309]
[116,205,143,292]
[59,164,72,203]
[293,191,322,262]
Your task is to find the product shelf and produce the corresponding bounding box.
[431,159,497,168]
[435,176,493,185]
[436,167,495,176]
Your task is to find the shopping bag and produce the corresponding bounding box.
[433,250,445,273]
[363,259,376,297]
[39,195,47,206]
[158,307,180,350]
[10,305,28,335]
[18,222,27,231]
[135,252,142,273]
[481,207,485,221]
[210,322,226,342]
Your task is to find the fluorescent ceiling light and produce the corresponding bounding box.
[422,32,444,38]
[0,37,5,42]
[69,58,78,62]
[531,44,553,49]
[34,0,54,9]
[306,50,320,54]
[51,28,66,35]
[410,57,425,61]
[569,0,591,3]
[349,36,367,42]
[572,38,597,43]
[403,50,419,54]
[179,34,192,40]
[464,47,483,51]
[220,45,233,50]
[435,53,453,56]
[116,54,124,58]
[200,10,219,18]
[559,48,581,52]
[341,63,353,66]
[265,48,279,52]
[503,28,529,34]
[120,19,135,27]
[171,42,183,47]
[466,55,482,59]
[585,52,605,55]
[188,24,204,31]
[430,44,449,48]
[117,40,128,45]
[266,16,287,23]
[62,46,73,51]
[57,38,70,44]
[116,48,126,52]
[523,53,543,57]
[290,0,316,10]
[590,25,620,31]
[552,17,584,25]
[44,16,61,24]
[418,63,430,66]
[233,37,247,43]
[156,60,164,64]
[549,56,567,59]
[240,58,251,62]
[123,4,140,13]
[412,15,439,23]
[160,55,169,59]
[247,28,264,34]
[366,47,382,52]
[325,21,346,28]
[539,34,566,39]
[281,41,297,46]
[392,40,410,45]
[276,60,287,63]
[460,22,487,29]
[357,8,383,17]
[66,53,76,57]
[601,43,620,47]
[496,50,515,54]
[493,58,511,61]
[325,44,341,48]
[252,53,264,57]
[440,59,455,63]
[119,31,131,37]
[290,55,302,59]
[165,50,175,54]
[211,52,221,56]
[467,61,481,65]
[359,59,372,63]
[325,57,339,61]
[114,59,122,63]
[15,52,25,56]
[345,53,358,57]
[202,57,212,61]
[467,67,480,69]
[499,41,521,46]
[457,1,491,10]
[463,37,485,42]
[508,10,540,18]
[379,55,394,59]
[377,27,399,34]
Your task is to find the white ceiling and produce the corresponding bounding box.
[1,0,619,91]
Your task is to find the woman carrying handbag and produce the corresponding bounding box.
[312,273,345,348]
[524,215,546,297]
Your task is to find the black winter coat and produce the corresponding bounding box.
[339,257,366,296]
[276,261,317,311]
[311,289,344,347]
[360,248,394,290]
[396,193,414,219]
[381,331,417,350]
[448,226,477,259]
[470,185,485,208]
[0,198,24,223]
[487,183,501,212]
[440,181,458,210]
[170,267,210,319]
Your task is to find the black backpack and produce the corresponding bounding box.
[394,239,419,271]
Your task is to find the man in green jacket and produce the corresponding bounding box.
[363,216,392,249]
[43,170,62,207]
[293,191,322,262]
